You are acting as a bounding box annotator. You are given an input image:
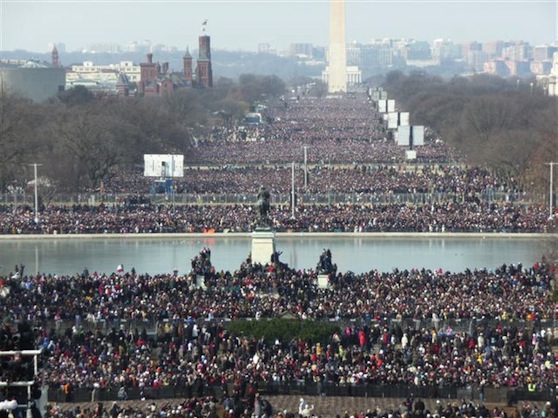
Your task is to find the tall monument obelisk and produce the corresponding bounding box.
[328,0,347,93]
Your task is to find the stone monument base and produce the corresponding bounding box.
[317,274,330,289]
[195,275,207,290]
[251,228,276,266]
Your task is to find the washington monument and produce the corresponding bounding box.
[328,0,347,93]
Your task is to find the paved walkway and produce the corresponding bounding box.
[50,395,533,418]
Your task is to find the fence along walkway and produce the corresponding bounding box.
[47,380,553,406]
[1,190,528,206]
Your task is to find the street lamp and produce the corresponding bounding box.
[28,163,42,224]
[303,146,309,189]
[546,162,557,219]
[291,162,296,219]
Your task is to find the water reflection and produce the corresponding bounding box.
[0,235,548,276]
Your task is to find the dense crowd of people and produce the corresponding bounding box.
[0,200,554,234]
[0,253,555,405]
[189,98,455,166]
[1,95,553,234]
[3,255,552,323]
[99,165,518,197]
[1,95,556,418]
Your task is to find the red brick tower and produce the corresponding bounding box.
[139,53,158,96]
[199,35,211,61]
[195,35,213,88]
[183,47,193,84]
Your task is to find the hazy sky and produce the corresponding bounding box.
[1,0,556,53]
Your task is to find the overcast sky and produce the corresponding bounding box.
[1,0,556,53]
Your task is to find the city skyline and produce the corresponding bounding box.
[1,0,556,54]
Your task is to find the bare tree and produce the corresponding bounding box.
[0,91,44,186]
[54,105,123,191]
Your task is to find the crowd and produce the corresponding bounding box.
[2,94,553,235]
[1,95,556,418]
[0,253,555,403]
[6,95,463,200]
[0,200,555,234]
[2,254,554,324]
[191,98,456,166]
[97,166,519,198]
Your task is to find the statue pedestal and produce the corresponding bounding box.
[195,275,207,290]
[317,274,330,289]
[251,228,276,266]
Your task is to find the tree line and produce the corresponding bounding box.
[0,74,286,194]
[381,70,556,200]
[1,71,555,200]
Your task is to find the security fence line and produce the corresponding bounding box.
[47,381,554,405]
[1,191,530,207]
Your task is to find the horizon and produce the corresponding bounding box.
[1,1,556,54]
[2,36,557,56]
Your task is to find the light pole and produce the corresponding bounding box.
[29,163,42,224]
[546,162,557,219]
[303,146,308,189]
[291,162,296,219]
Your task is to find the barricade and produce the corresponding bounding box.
[1,190,527,207]
[47,383,554,405]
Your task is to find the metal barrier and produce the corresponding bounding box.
[1,191,529,207]
[46,382,554,405]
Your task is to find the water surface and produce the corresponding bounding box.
[0,235,550,276]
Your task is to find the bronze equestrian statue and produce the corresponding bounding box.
[256,186,271,227]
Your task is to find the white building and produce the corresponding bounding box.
[322,65,362,87]
[67,61,141,83]
[543,52,558,96]
[65,61,140,93]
